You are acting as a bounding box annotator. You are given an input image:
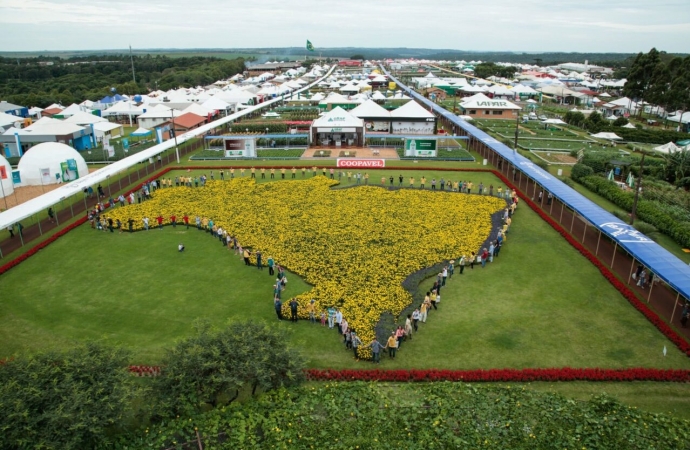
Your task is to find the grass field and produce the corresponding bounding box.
[2,165,690,420]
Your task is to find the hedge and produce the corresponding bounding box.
[577,175,690,247]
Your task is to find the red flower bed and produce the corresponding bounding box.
[305,367,690,382]
[491,170,690,357]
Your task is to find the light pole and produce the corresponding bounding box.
[171,109,180,164]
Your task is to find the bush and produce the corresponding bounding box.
[613,116,629,127]
[611,210,629,221]
[634,221,658,235]
[578,175,690,247]
[560,177,574,187]
[571,163,594,181]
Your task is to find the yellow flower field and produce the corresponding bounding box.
[107,177,505,357]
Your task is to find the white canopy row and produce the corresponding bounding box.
[0,66,334,231]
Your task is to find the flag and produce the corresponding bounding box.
[306,40,315,52]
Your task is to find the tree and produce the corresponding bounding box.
[349,54,365,60]
[622,48,662,117]
[473,62,516,80]
[563,110,586,127]
[0,342,136,450]
[152,320,305,418]
[613,116,629,127]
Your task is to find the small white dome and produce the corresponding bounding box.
[0,153,13,198]
[17,142,88,186]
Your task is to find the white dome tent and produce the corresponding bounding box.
[0,153,14,198]
[17,142,88,186]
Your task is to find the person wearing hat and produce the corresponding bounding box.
[385,331,398,358]
[308,299,316,324]
[448,260,455,278]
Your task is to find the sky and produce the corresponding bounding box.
[1,0,689,53]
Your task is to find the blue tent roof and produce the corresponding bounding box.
[384,67,690,301]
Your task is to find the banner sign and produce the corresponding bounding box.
[11,170,20,184]
[336,159,385,168]
[224,138,256,157]
[0,166,6,179]
[122,138,129,150]
[405,139,437,157]
[317,127,357,133]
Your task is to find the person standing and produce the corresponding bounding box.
[469,252,476,269]
[170,214,177,228]
[351,331,362,359]
[267,256,275,276]
[143,217,149,230]
[398,174,403,187]
[183,214,189,229]
[308,299,316,324]
[251,167,256,178]
[448,260,454,278]
[481,248,489,268]
[243,248,251,266]
[405,315,413,340]
[411,308,420,331]
[420,301,428,323]
[289,299,299,322]
[547,192,553,205]
[335,309,343,334]
[442,266,448,286]
[440,178,445,190]
[420,176,426,189]
[156,215,164,230]
[48,207,55,223]
[431,179,436,190]
[256,250,263,270]
[327,306,336,329]
[637,269,647,289]
[385,332,398,358]
[367,338,384,364]
[220,169,224,180]
[488,242,495,263]
[274,298,283,320]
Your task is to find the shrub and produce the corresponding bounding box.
[560,177,574,187]
[571,163,594,181]
[634,221,658,235]
[611,210,629,222]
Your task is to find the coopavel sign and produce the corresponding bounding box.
[336,159,385,168]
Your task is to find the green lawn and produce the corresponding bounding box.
[1,175,688,372]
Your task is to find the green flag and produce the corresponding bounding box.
[306,40,315,52]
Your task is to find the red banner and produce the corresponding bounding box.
[0,166,6,180]
[336,159,385,168]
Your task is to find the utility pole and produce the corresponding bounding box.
[630,152,646,225]
[129,45,136,83]
[171,109,180,164]
[513,108,520,154]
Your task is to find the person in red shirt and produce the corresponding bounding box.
[170,214,177,228]
[156,215,164,229]
[183,214,189,229]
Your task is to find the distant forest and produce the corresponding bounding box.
[1,47,687,108]
[0,55,246,108]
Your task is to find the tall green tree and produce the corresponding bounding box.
[622,48,662,117]
[0,342,137,450]
[152,320,305,418]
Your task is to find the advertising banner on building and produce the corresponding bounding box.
[0,166,6,179]
[391,121,435,135]
[224,138,256,158]
[336,159,385,168]
[404,139,437,157]
[12,170,21,184]
[364,121,390,132]
[60,158,80,182]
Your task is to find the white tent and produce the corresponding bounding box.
[64,111,108,126]
[371,91,387,101]
[591,132,623,140]
[0,112,22,129]
[350,100,391,119]
[58,103,92,118]
[542,118,567,125]
[311,106,364,129]
[0,153,14,197]
[202,97,231,113]
[390,100,435,119]
[622,122,637,129]
[653,142,682,154]
[131,127,152,137]
[17,142,88,186]
[182,103,213,118]
[101,101,144,117]
[92,121,124,141]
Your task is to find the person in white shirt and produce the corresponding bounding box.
[335,309,343,334]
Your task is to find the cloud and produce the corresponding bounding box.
[1,0,689,52]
